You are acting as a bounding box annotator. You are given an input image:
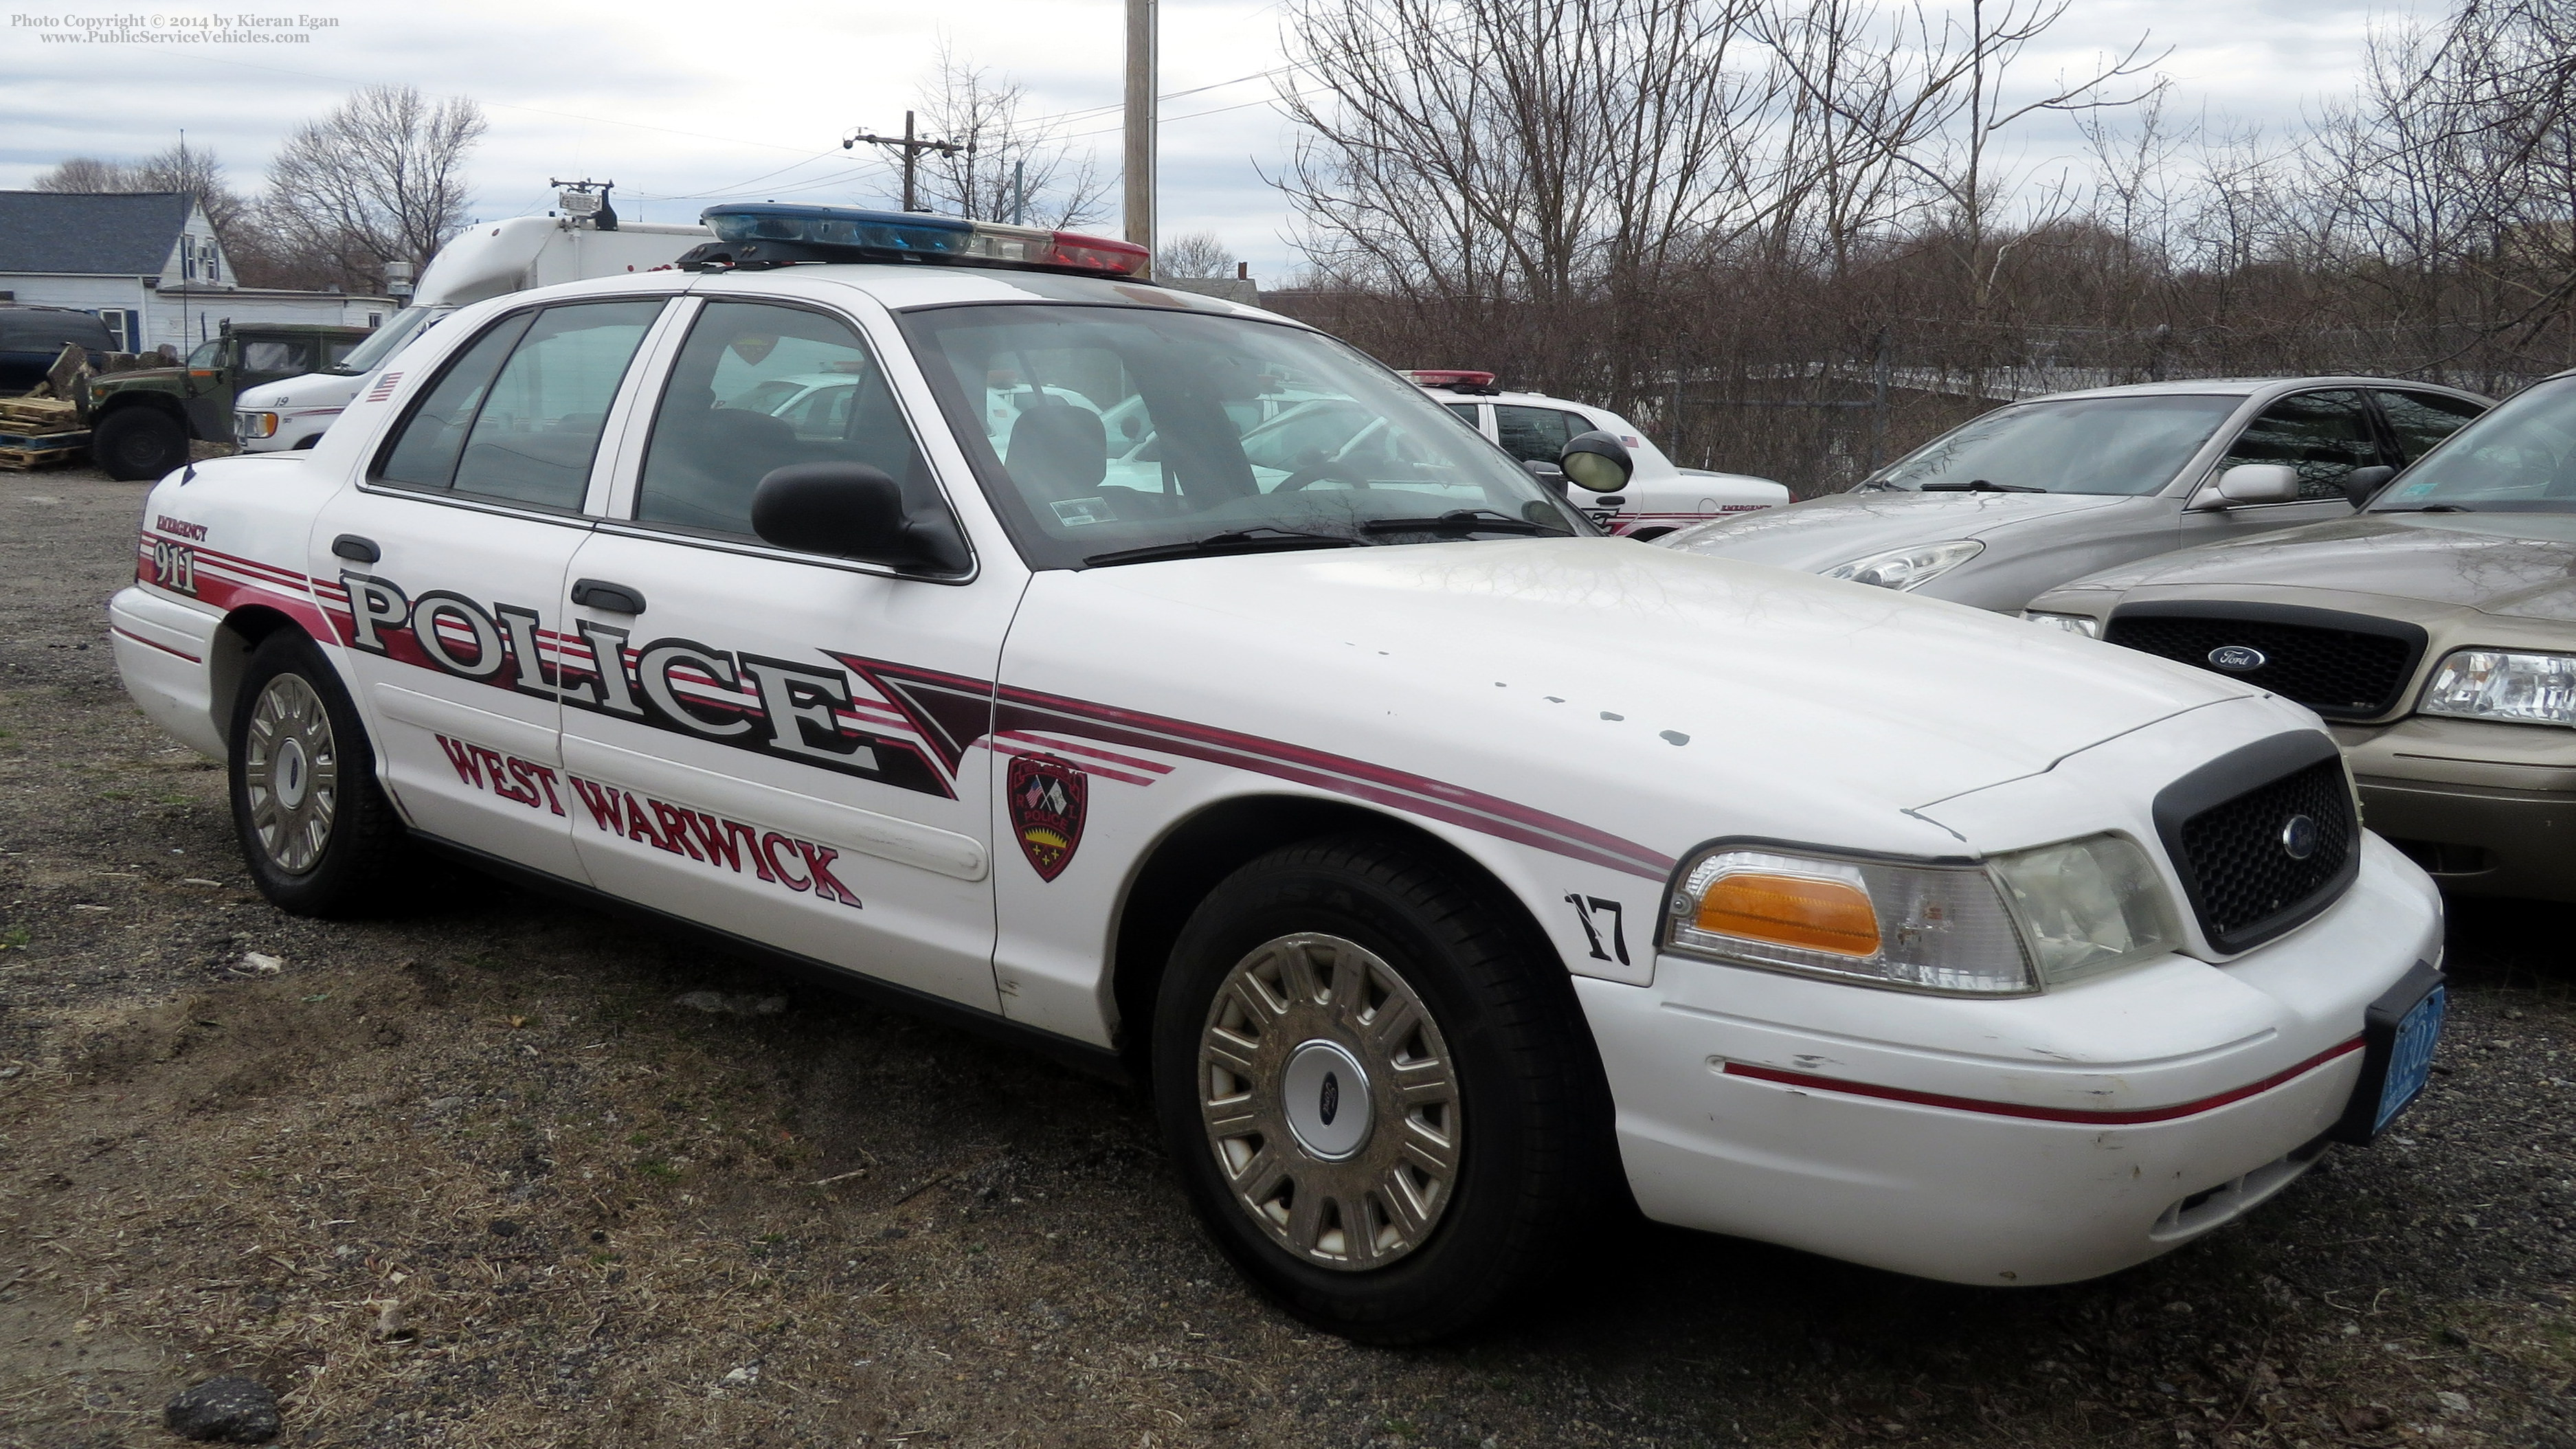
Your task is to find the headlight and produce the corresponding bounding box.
[1988,833,2180,983]
[1821,539,1984,591]
[2021,611,2101,638]
[1664,835,2180,994]
[235,412,279,439]
[2419,649,2576,727]
[1664,847,2035,995]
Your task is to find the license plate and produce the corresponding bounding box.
[2374,985,2444,1134]
[2333,961,2445,1145]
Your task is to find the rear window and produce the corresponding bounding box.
[1,310,113,353]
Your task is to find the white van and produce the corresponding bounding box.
[232,216,710,452]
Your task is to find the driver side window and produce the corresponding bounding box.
[2213,390,2381,501]
[635,300,934,539]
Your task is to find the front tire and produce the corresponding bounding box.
[227,631,407,914]
[93,407,191,481]
[1152,834,1604,1343]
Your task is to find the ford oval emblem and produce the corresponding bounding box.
[2280,813,2319,861]
[2207,644,2267,673]
[1319,1072,1340,1125]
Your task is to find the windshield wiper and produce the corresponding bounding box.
[1083,527,1360,567]
[1918,478,2045,493]
[1356,508,1567,536]
[2377,503,2475,513]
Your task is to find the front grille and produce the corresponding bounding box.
[2105,605,2426,719]
[2154,737,2360,953]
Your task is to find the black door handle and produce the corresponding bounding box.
[332,534,380,563]
[570,579,646,615]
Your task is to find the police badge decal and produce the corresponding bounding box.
[1008,754,1088,881]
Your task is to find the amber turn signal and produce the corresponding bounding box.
[1695,872,1881,957]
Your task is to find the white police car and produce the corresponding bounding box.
[109,203,2445,1343]
[1406,370,1789,537]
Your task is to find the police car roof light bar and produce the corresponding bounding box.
[697,203,1150,279]
[1404,369,1500,394]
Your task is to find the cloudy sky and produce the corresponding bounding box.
[3,0,2443,280]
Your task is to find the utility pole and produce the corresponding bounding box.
[1124,0,1156,271]
[1011,159,1027,227]
[844,111,969,214]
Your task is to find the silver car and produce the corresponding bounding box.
[1656,377,2494,611]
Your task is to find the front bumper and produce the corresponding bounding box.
[1579,833,2443,1285]
[2334,717,2576,903]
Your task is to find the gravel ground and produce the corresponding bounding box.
[1,462,2572,1449]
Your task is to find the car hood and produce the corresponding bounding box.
[238,370,365,409]
[1657,488,2140,570]
[2051,511,2576,622]
[1007,539,2261,851]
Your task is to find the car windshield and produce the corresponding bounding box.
[1864,394,2242,496]
[899,304,1587,568]
[327,306,444,376]
[2370,375,2576,513]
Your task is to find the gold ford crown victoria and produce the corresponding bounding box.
[2028,369,2576,902]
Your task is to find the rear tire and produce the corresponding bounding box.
[93,407,191,481]
[1152,833,1604,1343]
[227,631,408,914]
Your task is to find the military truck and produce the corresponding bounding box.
[87,322,372,480]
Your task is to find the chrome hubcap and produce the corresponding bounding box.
[1196,933,1461,1271]
[243,673,338,875]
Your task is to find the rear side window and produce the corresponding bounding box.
[377,300,664,511]
[2213,390,2380,500]
[636,300,933,539]
[2375,390,2486,464]
[240,339,313,374]
[1493,405,1586,464]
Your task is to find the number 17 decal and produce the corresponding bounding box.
[1565,894,1630,967]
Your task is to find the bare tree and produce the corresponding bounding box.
[908,49,1110,227]
[36,144,251,238]
[1155,232,1236,278]
[34,157,129,193]
[259,85,486,294]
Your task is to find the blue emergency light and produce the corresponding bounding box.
[692,203,1150,278]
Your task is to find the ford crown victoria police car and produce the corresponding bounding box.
[109,203,2445,1343]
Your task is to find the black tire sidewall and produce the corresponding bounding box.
[1152,841,1580,1340]
[227,632,395,913]
[96,409,188,481]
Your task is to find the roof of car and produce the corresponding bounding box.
[537,261,1295,326]
[2024,376,2494,404]
[1417,387,1617,414]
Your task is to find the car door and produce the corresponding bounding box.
[559,295,1012,1011]
[314,296,671,880]
[180,337,236,441]
[2177,388,2379,548]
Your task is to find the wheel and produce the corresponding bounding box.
[1152,833,1606,1343]
[91,407,192,481]
[227,631,407,914]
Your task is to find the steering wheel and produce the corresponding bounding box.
[1275,462,1374,491]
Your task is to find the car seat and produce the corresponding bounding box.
[1006,397,1108,501]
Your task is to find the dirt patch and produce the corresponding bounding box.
[2,464,2573,1448]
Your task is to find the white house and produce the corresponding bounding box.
[0,190,394,355]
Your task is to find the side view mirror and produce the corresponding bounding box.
[2341,464,2396,508]
[2188,462,2300,510]
[1522,458,1569,498]
[750,462,970,572]
[1559,431,1633,494]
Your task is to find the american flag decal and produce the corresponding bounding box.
[365,372,403,402]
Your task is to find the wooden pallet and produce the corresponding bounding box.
[0,444,86,471]
[0,429,85,449]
